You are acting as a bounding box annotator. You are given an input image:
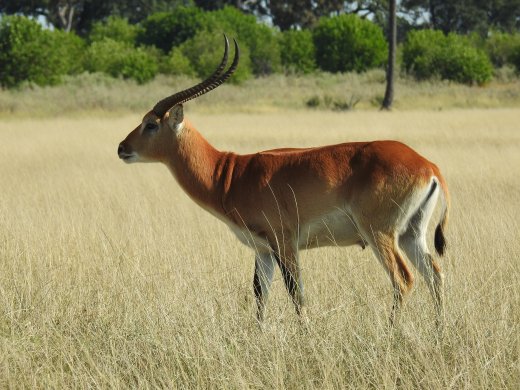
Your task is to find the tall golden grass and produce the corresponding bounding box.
[0,108,519,388]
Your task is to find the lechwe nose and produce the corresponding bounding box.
[118,143,126,157]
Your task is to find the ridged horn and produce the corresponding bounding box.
[152,35,240,117]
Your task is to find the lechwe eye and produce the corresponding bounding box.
[143,122,158,133]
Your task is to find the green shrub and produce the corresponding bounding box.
[485,32,520,67]
[180,31,252,83]
[0,15,85,88]
[89,16,142,45]
[243,23,281,75]
[203,6,282,75]
[402,30,493,85]
[137,6,281,77]
[313,14,387,73]
[402,29,446,79]
[137,8,205,53]
[85,38,158,83]
[280,29,316,74]
[510,45,520,73]
[441,35,493,84]
[164,47,196,76]
[49,29,85,75]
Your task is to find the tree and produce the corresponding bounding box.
[381,0,396,110]
[0,0,192,35]
[242,0,345,30]
[193,0,251,10]
[0,0,114,33]
[243,1,390,30]
[401,0,520,35]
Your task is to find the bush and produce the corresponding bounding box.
[243,23,281,75]
[164,47,196,76]
[137,6,281,77]
[0,15,84,88]
[89,16,142,45]
[137,7,205,53]
[402,30,493,85]
[85,39,158,83]
[485,32,520,67]
[402,30,446,79]
[510,45,520,73]
[313,14,387,73]
[203,6,282,75]
[180,31,252,83]
[280,29,316,74]
[441,35,493,84]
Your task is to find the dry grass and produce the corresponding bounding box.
[1,108,519,388]
[1,71,520,117]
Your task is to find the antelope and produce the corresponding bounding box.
[118,36,450,325]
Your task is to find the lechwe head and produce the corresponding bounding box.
[118,35,239,164]
[117,34,450,329]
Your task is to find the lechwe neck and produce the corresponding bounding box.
[163,119,226,214]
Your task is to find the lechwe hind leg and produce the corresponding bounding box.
[366,231,415,326]
[272,241,306,319]
[399,188,445,326]
[253,250,276,322]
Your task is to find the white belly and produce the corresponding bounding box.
[298,209,364,249]
[227,223,271,251]
[224,209,364,252]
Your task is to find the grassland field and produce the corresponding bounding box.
[0,76,520,388]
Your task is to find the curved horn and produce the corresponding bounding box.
[174,38,240,106]
[153,35,239,117]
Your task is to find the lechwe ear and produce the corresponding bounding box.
[167,104,184,132]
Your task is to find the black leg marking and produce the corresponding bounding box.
[253,269,262,301]
[274,252,305,308]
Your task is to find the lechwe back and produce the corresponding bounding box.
[118,35,450,326]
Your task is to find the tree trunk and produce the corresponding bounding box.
[381,0,397,110]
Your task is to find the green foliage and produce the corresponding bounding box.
[164,47,196,76]
[442,35,493,84]
[180,31,251,83]
[279,29,316,74]
[203,6,282,75]
[0,15,84,88]
[313,14,387,73]
[85,38,158,83]
[89,16,142,45]
[137,7,205,53]
[402,30,446,80]
[243,23,281,75]
[510,45,520,73]
[403,30,493,85]
[48,29,85,76]
[485,32,520,67]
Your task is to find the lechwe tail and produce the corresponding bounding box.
[434,175,450,256]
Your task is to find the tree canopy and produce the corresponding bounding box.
[1,1,519,88]
[1,0,519,35]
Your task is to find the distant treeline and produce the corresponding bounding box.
[1,3,520,88]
